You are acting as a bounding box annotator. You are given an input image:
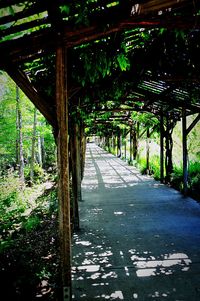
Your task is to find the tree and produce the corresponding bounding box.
[30,107,37,185]
[16,85,24,183]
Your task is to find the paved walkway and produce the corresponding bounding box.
[72,143,200,300]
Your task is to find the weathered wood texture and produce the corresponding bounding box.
[80,124,86,181]
[146,128,150,174]
[160,113,164,183]
[182,107,188,196]
[70,122,81,230]
[56,46,72,300]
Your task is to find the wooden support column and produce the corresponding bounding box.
[130,125,133,162]
[112,134,116,156]
[56,46,71,301]
[165,115,174,183]
[80,124,86,180]
[136,122,140,162]
[70,122,81,230]
[146,128,150,174]
[133,126,138,161]
[160,113,164,183]
[117,128,121,157]
[124,130,127,160]
[182,107,188,196]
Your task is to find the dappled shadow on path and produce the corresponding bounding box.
[72,226,198,300]
[72,144,200,300]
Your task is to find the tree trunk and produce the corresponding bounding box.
[38,133,42,167]
[30,107,37,185]
[41,136,46,168]
[16,85,24,183]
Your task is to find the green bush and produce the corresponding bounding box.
[188,162,200,195]
[137,157,147,174]
[24,164,46,184]
[22,216,41,232]
[171,166,183,191]
[149,155,160,180]
[190,174,200,189]
[0,174,27,241]
[189,161,200,177]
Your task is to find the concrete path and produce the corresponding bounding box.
[72,143,200,300]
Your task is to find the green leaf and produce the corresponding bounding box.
[117,53,130,71]
[60,5,70,14]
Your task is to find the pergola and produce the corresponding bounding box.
[0,1,200,300]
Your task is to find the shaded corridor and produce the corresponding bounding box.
[72,143,200,300]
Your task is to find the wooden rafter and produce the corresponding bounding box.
[1,14,200,64]
[5,65,57,130]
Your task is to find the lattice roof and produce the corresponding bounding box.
[0,0,200,129]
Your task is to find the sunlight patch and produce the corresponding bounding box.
[77,265,100,272]
[114,211,124,215]
[75,240,92,246]
[131,252,192,277]
[110,291,124,299]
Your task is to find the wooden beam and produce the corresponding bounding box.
[5,66,57,130]
[1,14,199,64]
[56,45,72,301]
[186,113,200,135]
[138,0,192,14]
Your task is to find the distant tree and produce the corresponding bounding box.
[16,85,24,183]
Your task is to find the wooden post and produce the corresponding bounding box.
[80,124,86,180]
[117,128,121,157]
[76,123,82,205]
[160,113,164,183]
[182,107,188,196]
[70,122,81,230]
[124,130,127,160]
[146,128,150,174]
[130,125,133,162]
[136,122,139,162]
[56,46,71,301]
[113,134,116,156]
[133,127,137,160]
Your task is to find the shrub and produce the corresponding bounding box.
[0,174,27,242]
[149,155,160,180]
[137,157,147,174]
[22,216,41,232]
[24,164,47,184]
[170,166,183,191]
